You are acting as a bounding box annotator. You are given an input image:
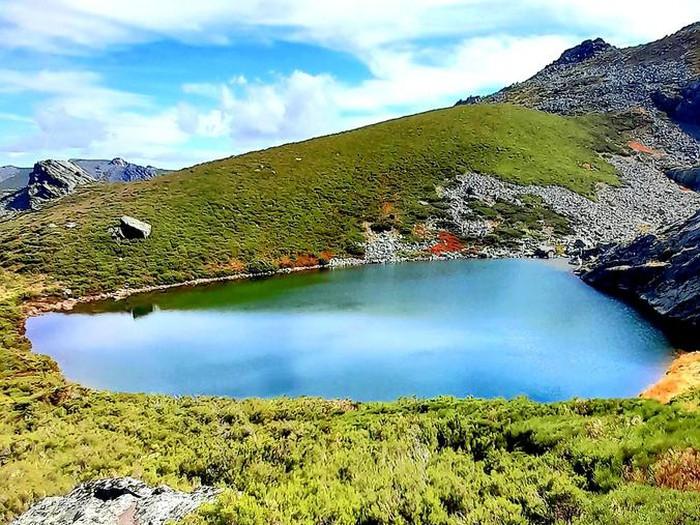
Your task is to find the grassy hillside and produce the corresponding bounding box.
[3,103,698,524]
[0,104,618,295]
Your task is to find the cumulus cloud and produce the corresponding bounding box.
[173,34,571,153]
[0,1,699,166]
[1,0,698,53]
[0,69,190,165]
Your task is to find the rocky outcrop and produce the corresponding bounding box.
[0,157,166,217]
[11,477,219,525]
[551,38,611,67]
[653,80,700,125]
[119,216,152,239]
[666,165,700,190]
[0,158,164,200]
[1,160,94,212]
[469,22,700,166]
[582,209,700,345]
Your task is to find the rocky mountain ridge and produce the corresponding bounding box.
[0,158,166,216]
[0,158,163,193]
[0,166,32,195]
[459,22,700,168]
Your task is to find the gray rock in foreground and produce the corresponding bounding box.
[582,209,700,343]
[11,477,219,525]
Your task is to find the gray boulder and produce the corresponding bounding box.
[534,244,556,259]
[11,477,219,525]
[666,165,700,191]
[119,216,152,239]
[582,209,700,344]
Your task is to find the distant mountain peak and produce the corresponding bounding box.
[551,37,612,67]
[1,157,168,215]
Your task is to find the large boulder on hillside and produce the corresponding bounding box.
[666,165,700,191]
[653,80,700,125]
[119,216,152,239]
[582,210,700,344]
[11,477,219,525]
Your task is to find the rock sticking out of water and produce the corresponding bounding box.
[11,477,219,525]
[583,208,700,344]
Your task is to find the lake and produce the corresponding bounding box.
[26,259,673,401]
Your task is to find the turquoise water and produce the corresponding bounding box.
[26,259,672,401]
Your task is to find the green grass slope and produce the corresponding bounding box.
[0,104,618,295]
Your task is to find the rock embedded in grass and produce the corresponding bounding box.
[119,216,152,239]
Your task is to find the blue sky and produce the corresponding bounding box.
[0,1,699,169]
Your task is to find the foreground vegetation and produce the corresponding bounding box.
[0,104,697,523]
[1,266,699,524]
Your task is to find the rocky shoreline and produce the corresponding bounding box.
[582,207,700,347]
[444,154,700,257]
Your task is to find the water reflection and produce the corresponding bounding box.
[27,259,673,401]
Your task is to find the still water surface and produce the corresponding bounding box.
[27,259,672,401]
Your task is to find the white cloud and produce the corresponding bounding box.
[1,0,698,54]
[173,34,571,153]
[0,69,190,166]
[0,1,699,166]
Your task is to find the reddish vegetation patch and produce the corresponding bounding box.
[318,250,334,264]
[293,254,320,267]
[653,448,700,492]
[279,251,333,269]
[206,258,246,274]
[628,141,658,155]
[429,231,464,255]
[277,256,295,269]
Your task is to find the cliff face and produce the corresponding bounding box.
[0,158,164,216]
[1,160,94,213]
[582,209,700,344]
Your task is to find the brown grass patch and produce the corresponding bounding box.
[653,448,700,491]
[641,352,700,403]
